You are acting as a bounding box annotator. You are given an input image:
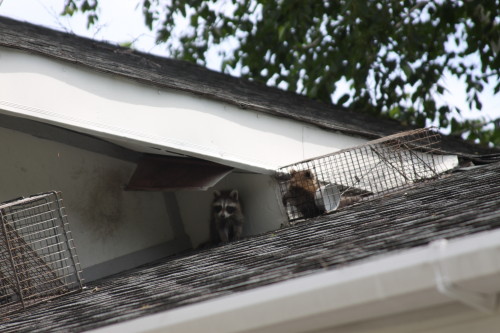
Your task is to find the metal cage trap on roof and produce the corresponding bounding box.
[277,128,455,222]
[0,191,83,315]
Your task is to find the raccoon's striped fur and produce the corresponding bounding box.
[210,189,244,244]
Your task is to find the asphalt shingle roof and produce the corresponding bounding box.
[2,161,499,332]
[1,16,500,332]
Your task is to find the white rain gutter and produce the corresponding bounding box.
[91,228,500,333]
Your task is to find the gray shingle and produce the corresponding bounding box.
[1,16,500,332]
[1,162,499,332]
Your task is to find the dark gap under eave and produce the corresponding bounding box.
[126,154,233,191]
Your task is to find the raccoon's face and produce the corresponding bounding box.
[213,190,240,220]
[290,169,319,192]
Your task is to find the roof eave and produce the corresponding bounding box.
[89,228,500,333]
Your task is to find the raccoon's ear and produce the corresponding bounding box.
[229,189,239,201]
[213,190,221,198]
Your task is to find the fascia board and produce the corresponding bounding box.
[89,228,500,333]
[0,47,368,174]
[0,99,276,174]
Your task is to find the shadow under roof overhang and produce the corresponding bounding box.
[125,155,233,191]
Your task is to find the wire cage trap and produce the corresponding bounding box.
[277,128,457,221]
[0,191,83,315]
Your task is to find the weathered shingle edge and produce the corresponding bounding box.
[0,19,433,139]
[90,227,500,333]
[0,161,499,332]
[0,17,497,156]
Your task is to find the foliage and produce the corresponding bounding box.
[63,0,500,147]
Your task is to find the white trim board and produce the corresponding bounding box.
[0,47,367,173]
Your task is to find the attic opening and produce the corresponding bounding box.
[125,155,234,191]
[277,128,458,222]
[124,128,459,244]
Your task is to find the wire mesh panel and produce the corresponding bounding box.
[277,128,457,221]
[0,191,83,315]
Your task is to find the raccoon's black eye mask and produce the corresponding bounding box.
[214,205,222,213]
[226,206,236,214]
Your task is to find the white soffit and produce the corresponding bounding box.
[0,47,368,174]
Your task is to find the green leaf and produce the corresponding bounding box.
[388,106,400,118]
[119,41,133,48]
[402,62,413,79]
[337,93,350,106]
[278,25,286,41]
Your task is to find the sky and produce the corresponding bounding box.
[0,0,498,130]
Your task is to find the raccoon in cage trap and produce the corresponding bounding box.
[281,169,326,219]
[210,189,245,244]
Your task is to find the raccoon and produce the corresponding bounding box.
[210,189,244,244]
[282,169,325,219]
